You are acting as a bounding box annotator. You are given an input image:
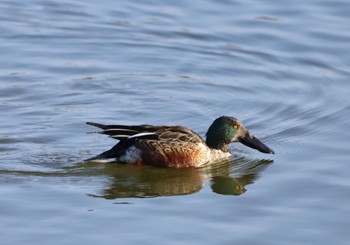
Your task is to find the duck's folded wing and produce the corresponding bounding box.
[86,122,159,140]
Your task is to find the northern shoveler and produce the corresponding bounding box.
[85,116,274,168]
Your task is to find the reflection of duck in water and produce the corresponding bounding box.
[87,159,272,199]
[85,116,274,168]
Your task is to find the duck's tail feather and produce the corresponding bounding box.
[84,125,160,162]
[84,139,132,162]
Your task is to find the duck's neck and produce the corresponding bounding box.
[206,139,229,152]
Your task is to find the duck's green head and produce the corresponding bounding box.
[205,116,274,154]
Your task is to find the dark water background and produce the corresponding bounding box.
[1,0,349,244]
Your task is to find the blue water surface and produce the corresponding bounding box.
[0,0,349,244]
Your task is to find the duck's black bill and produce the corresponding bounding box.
[240,134,275,154]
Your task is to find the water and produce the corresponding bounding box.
[1,0,349,244]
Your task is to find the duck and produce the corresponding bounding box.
[85,116,274,168]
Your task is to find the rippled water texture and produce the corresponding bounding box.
[1,0,350,244]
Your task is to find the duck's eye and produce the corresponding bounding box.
[233,125,239,130]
